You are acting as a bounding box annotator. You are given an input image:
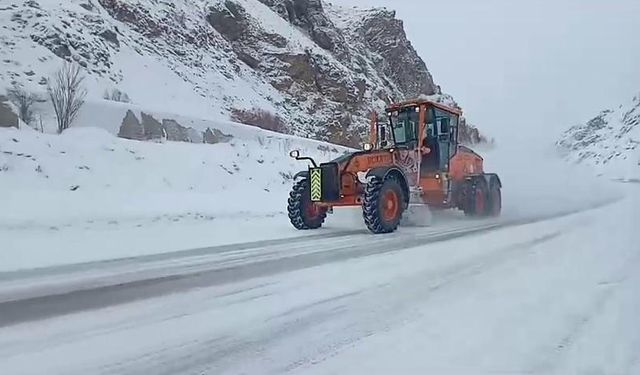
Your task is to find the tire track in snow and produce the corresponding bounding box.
[0,200,617,328]
[97,231,566,375]
[278,231,567,375]
[0,197,617,282]
[531,251,640,374]
[0,229,367,281]
[0,221,517,327]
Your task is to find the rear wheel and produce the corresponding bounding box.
[463,177,489,217]
[288,179,327,230]
[363,176,405,234]
[488,178,502,217]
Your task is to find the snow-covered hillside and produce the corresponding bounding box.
[0,0,463,144]
[0,115,348,228]
[558,93,640,180]
[0,102,358,270]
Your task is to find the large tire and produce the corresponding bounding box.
[463,177,489,217]
[363,176,405,234]
[288,179,327,230]
[488,177,502,217]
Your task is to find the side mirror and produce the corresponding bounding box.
[363,143,373,151]
[289,150,300,159]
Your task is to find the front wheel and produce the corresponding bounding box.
[363,176,405,234]
[288,179,327,230]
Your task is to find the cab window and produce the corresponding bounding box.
[434,108,452,138]
[389,107,419,146]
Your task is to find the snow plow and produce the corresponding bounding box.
[288,97,501,234]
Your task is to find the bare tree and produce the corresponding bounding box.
[48,63,87,133]
[6,84,39,125]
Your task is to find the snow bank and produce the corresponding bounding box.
[0,124,347,228]
[0,107,356,271]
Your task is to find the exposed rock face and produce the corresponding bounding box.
[117,110,144,140]
[458,117,489,145]
[99,29,119,47]
[207,1,247,42]
[203,127,233,144]
[187,128,204,143]
[258,0,347,56]
[2,0,486,146]
[141,112,163,140]
[0,95,19,128]
[118,110,224,144]
[203,1,441,144]
[357,9,437,97]
[162,119,190,142]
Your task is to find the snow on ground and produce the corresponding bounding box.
[297,192,640,375]
[0,100,353,271]
[1,97,623,272]
[0,185,638,375]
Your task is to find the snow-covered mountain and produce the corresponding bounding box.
[558,93,640,180]
[0,0,486,145]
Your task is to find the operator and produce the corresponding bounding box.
[421,127,438,171]
[420,140,431,155]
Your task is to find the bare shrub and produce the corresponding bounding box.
[230,108,287,134]
[48,63,87,133]
[6,84,40,125]
[103,88,131,103]
[315,122,362,148]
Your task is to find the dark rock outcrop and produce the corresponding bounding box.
[118,110,219,143]
[358,9,437,97]
[99,29,120,47]
[207,1,247,42]
[162,119,190,142]
[0,95,19,128]
[258,0,347,56]
[201,1,443,145]
[4,0,488,147]
[458,117,489,145]
[140,112,163,140]
[203,127,233,144]
[117,110,144,140]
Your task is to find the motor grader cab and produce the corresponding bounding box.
[288,98,502,234]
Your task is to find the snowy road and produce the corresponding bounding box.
[0,204,609,326]
[0,190,638,374]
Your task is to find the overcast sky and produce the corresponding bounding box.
[331,0,640,143]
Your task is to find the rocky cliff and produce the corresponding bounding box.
[0,0,482,146]
[558,93,640,180]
